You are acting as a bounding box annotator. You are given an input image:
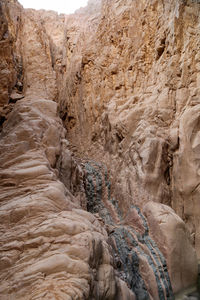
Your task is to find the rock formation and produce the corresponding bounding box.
[0,0,200,299]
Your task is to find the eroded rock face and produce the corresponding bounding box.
[58,0,200,257]
[0,0,18,107]
[0,0,23,130]
[172,105,200,257]
[81,161,197,299]
[144,202,198,294]
[0,97,136,300]
[0,0,199,299]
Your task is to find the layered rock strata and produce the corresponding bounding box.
[0,0,199,299]
[82,161,197,297]
[0,96,138,299]
[58,0,200,259]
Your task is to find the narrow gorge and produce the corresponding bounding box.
[0,0,200,299]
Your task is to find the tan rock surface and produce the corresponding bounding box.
[172,104,200,257]
[58,0,200,259]
[20,10,58,100]
[0,97,135,299]
[144,202,198,293]
[0,0,22,107]
[0,0,199,299]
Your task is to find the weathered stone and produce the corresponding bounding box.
[0,0,199,299]
[144,202,198,293]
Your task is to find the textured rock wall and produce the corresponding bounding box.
[0,3,135,299]
[0,96,137,300]
[0,0,19,107]
[0,0,199,299]
[0,0,23,130]
[59,0,200,257]
[81,161,197,296]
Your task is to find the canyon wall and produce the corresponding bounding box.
[0,0,200,299]
[59,0,200,256]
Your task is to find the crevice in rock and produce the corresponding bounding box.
[164,166,170,186]
[156,37,166,60]
[0,115,6,129]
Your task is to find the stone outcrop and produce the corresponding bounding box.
[0,96,136,299]
[58,0,200,257]
[0,0,199,299]
[0,0,23,129]
[144,202,198,294]
[0,0,19,107]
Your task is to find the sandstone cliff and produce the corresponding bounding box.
[59,0,200,256]
[0,0,200,299]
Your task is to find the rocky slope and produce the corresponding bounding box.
[0,0,199,299]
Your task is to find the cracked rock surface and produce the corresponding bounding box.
[0,0,199,299]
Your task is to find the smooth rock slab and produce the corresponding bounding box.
[144,201,198,294]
